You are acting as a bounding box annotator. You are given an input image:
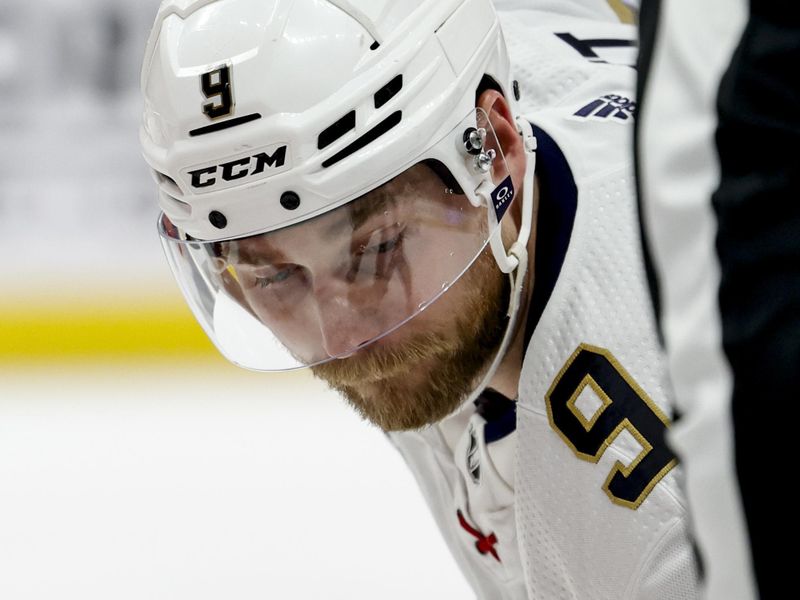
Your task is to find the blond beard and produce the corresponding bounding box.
[312,250,509,431]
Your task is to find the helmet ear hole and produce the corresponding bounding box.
[475,74,505,105]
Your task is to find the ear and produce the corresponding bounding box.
[477,89,526,204]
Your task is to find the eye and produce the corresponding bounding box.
[357,229,405,256]
[375,237,399,254]
[254,265,300,288]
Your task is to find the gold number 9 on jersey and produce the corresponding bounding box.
[546,344,677,509]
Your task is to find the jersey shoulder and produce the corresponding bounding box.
[501,11,637,180]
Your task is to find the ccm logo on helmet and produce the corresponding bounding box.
[185,145,289,190]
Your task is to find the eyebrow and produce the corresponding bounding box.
[228,187,403,264]
[228,236,287,267]
[346,191,399,231]
[310,189,400,241]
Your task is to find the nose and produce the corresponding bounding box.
[313,281,385,359]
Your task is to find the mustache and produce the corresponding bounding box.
[312,330,461,385]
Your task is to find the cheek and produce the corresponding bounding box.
[246,289,322,357]
[405,247,500,335]
[396,243,456,312]
[404,212,489,295]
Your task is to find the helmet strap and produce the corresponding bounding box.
[467,118,538,403]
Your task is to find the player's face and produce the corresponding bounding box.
[222,164,509,431]
[313,244,508,431]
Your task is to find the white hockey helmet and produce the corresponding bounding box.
[141,0,534,371]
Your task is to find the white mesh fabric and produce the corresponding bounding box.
[500,11,637,114]
[495,1,631,25]
[501,12,697,597]
[514,169,697,598]
[515,167,697,599]
[501,12,595,112]
[635,519,702,600]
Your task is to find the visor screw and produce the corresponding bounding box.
[475,149,496,173]
[463,127,484,155]
[209,210,228,229]
[280,191,301,211]
[513,80,521,101]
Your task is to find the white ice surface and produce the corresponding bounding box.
[0,365,473,599]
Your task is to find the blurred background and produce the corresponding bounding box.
[0,2,470,597]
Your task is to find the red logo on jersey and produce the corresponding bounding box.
[457,509,500,563]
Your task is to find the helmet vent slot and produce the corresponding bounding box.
[154,170,182,195]
[160,191,191,218]
[318,110,356,150]
[321,111,402,169]
[374,74,403,109]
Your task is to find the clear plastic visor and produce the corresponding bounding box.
[159,111,516,371]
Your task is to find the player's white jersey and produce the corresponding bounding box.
[493,0,638,25]
[389,11,700,600]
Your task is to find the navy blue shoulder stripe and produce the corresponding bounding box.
[523,124,579,350]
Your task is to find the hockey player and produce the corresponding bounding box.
[140,1,699,597]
